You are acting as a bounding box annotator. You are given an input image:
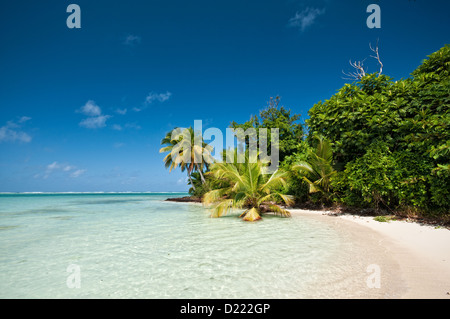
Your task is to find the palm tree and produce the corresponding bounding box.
[292,135,336,200]
[203,152,294,221]
[159,127,213,190]
[160,129,194,190]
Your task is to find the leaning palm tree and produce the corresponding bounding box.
[203,152,294,222]
[160,130,179,171]
[159,127,213,190]
[292,135,336,200]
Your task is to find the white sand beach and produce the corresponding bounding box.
[290,209,450,299]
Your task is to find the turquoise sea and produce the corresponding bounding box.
[0,193,400,298]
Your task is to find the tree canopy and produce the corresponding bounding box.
[230,96,304,163]
[307,45,450,213]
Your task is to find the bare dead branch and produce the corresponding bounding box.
[341,59,367,80]
[369,40,383,76]
[341,41,384,81]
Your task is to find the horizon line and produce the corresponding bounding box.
[0,191,189,195]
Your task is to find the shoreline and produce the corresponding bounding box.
[165,196,202,203]
[289,209,450,299]
[167,197,449,298]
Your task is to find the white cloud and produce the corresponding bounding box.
[145,91,172,104]
[123,34,141,46]
[18,116,32,124]
[0,118,32,143]
[79,100,102,116]
[63,165,76,172]
[38,161,60,179]
[37,161,86,179]
[112,124,123,131]
[78,100,111,129]
[133,91,172,112]
[43,161,63,179]
[47,161,60,171]
[70,169,87,178]
[288,7,325,32]
[79,115,111,129]
[112,122,141,131]
[124,122,141,130]
[115,108,127,115]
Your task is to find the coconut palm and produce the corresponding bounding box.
[159,129,194,189]
[203,152,294,222]
[292,135,336,199]
[159,127,213,190]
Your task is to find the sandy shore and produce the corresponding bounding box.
[290,209,450,299]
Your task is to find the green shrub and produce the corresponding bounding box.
[374,216,390,223]
[341,142,398,209]
[280,141,311,203]
[308,45,450,218]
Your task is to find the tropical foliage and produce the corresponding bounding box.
[203,152,294,221]
[307,45,449,216]
[160,45,450,222]
[159,127,213,191]
[230,96,304,162]
[293,135,336,201]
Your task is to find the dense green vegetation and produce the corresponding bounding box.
[307,45,449,218]
[230,96,304,163]
[292,135,336,202]
[161,45,449,222]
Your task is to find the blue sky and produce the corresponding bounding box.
[0,0,449,192]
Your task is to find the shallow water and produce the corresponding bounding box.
[0,193,401,298]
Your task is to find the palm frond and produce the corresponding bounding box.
[266,204,291,218]
[242,207,261,222]
[261,169,288,192]
[203,187,229,205]
[293,136,336,198]
[210,199,234,218]
[239,209,249,218]
[233,192,248,209]
[277,193,295,207]
[201,155,294,221]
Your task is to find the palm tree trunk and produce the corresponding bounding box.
[187,171,196,191]
[196,164,206,185]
